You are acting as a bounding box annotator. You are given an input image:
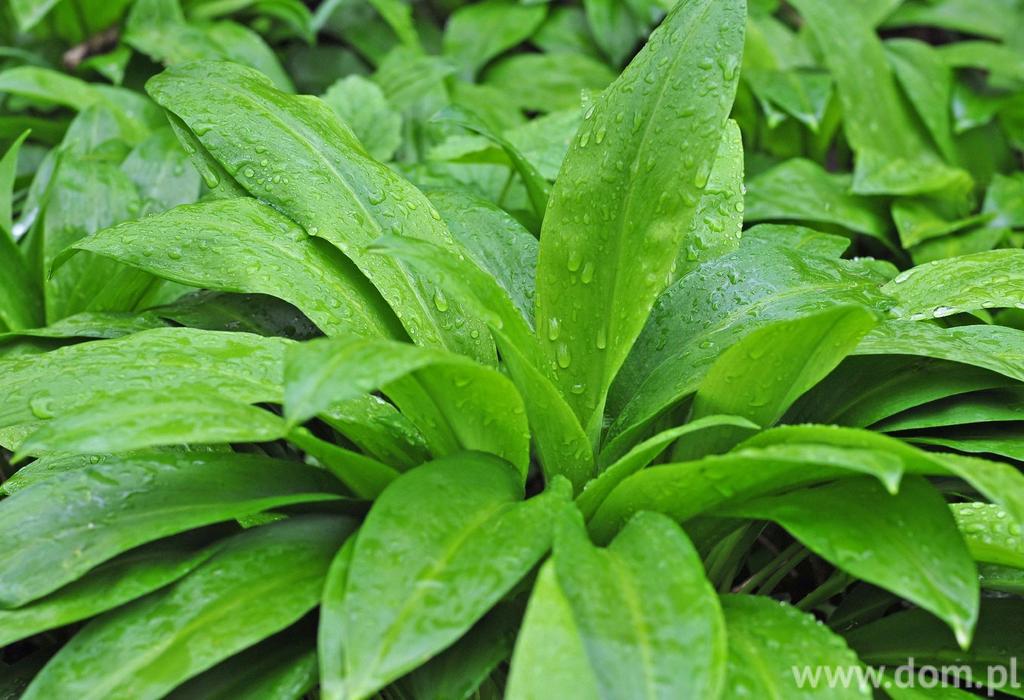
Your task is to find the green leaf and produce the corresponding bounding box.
[847,599,1024,695]
[605,242,889,462]
[322,75,402,162]
[885,39,957,162]
[983,173,1024,229]
[952,503,1024,569]
[790,0,969,196]
[507,512,726,699]
[739,425,1024,526]
[534,0,745,437]
[583,0,643,67]
[876,387,1024,432]
[577,414,760,520]
[68,197,404,339]
[720,477,979,647]
[442,0,547,78]
[891,198,994,249]
[13,391,286,460]
[23,515,355,700]
[148,61,494,363]
[675,119,745,280]
[319,454,570,700]
[0,536,214,648]
[0,131,42,332]
[744,67,833,132]
[883,250,1024,319]
[883,0,1013,40]
[364,234,595,490]
[719,594,870,699]
[434,105,551,218]
[165,624,317,700]
[588,442,905,544]
[425,187,537,325]
[0,328,288,448]
[125,0,294,92]
[483,53,616,112]
[744,158,892,242]
[1,129,29,239]
[8,0,62,32]
[691,305,878,427]
[285,336,530,476]
[120,127,202,216]
[0,451,342,607]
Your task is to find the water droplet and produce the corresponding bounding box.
[566,249,583,272]
[167,248,183,260]
[30,396,56,419]
[433,289,449,312]
[547,316,561,341]
[556,343,572,369]
[932,306,959,318]
[580,262,594,284]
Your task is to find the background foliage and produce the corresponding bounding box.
[2,0,1024,697]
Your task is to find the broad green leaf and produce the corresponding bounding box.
[322,75,402,162]
[148,61,494,363]
[68,197,404,339]
[744,158,892,241]
[885,39,957,162]
[0,311,167,344]
[0,328,288,448]
[983,173,1024,229]
[583,0,644,67]
[891,198,994,249]
[952,503,1024,569]
[504,108,581,180]
[909,428,1024,463]
[720,477,979,647]
[434,105,551,217]
[939,41,1024,84]
[365,235,595,490]
[8,0,61,31]
[0,535,214,648]
[425,187,537,325]
[884,250,1024,319]
[739,425,1024,526]
[605,242,890,461]
[675,119,745,279]
[396,606,517,700]
[790,0,969,196]
[720,595,870,699]
[319,454,570,700]
[442,0,547,78]
[39,154,158,323]
[0,451,342,607]
[507,512,726,699]
[855,322,1024,384]
[1,129,29,238]
[23,515,355,700]
[744,67,832,132]
[285,336,530,475]
[876,387,1024,431]
[125,0,294,92]
[691,305,878,427]
[0,130,42,332]
[13,391,286,460]
[847,599,1024,693]
[483,53,616,112]
[288,427,400,499]
[883,0,1013,40]
[120,127,202,215]
[588,442,905,543]
[166,625,317,700]
[0,67,160,138]
[534,0,745,437]
[577,415,760,520]
[742,223,852,259]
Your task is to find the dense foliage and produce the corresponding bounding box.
[2,0,1024,697]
